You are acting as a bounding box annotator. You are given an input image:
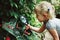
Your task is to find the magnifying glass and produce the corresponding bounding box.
[20,16,27,25]
[20,15,32,35]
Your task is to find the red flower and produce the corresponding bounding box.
[6,36,10,40]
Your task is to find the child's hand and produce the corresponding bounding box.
[25,24,30,30]
[24,30,30,35]
[24,24,31,35]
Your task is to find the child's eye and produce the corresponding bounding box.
[36,15,38,17]
[37,14,39,16]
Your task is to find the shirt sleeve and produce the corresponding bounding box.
[46,20,56,30]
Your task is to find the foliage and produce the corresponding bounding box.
[0,0,43,40]
[55,5,60,14]
[1,0,60,40]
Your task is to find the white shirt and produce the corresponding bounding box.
[46,18,60,36]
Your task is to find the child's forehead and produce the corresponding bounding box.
[35,9,48,15]
[34,9,41,15]
[34,8,40,13]
[34,8,43,13]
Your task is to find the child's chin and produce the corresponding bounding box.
[39,20,43,22]
[38,19,44,22]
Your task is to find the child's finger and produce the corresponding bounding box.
[26,26,30,30]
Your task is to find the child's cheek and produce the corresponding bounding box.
[37,16,43,22]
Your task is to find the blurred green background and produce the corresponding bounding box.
[0,0,60,40]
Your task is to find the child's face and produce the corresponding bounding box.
[35,9,48,22]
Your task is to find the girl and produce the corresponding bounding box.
[25,1,60,40]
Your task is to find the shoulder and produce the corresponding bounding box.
[46,18,56,29]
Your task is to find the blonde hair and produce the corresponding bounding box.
[35,1,56,18]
